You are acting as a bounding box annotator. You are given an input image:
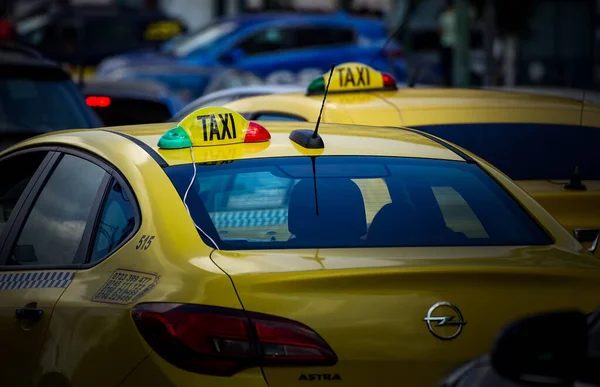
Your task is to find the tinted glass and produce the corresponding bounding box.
[91,180,136,262]
[237,27,296,55]
[293,27,355,48]
[8,154,106,266]
[254,113,306,121]
[414,123,600,180]
[165,156,551,250]
[0,71,98,135]
[0,151,48,235]
[168,21,238,57]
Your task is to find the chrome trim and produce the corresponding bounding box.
[423,301,467,340]
[590,232,600,254]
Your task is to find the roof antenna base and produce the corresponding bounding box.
[289,129,324,149]
[564,166,587,191]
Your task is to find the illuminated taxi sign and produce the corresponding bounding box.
[307,62,397,95]
[158,106,271,150]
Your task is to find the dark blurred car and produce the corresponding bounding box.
[82,79,185,126]
[439,307,600,387]
[13,3,186,79]
[0,43,101,151]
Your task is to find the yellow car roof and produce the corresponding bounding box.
[225,62,600,127]
[227,88,595,127]
[4,112,468,167]
[111,120,465,166]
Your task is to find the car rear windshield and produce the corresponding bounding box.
[414,123,600,180]
[0,66,99,134]
[165,156,551,250]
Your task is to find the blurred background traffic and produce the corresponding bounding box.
[0,0,596,128]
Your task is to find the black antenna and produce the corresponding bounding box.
[288,64,335,149]
[367,19,404,67]
[580,89,587,126]
[313,64,335,139]
[408,65,421,88]
[288,64,336,218]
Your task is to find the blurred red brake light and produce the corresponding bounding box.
[86,96,111,107]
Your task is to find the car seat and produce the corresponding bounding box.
[288,178,367,245]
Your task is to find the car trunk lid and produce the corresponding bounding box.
[516,179,600,255]
[212,246,600,387]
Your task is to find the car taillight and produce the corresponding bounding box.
[86,96,111,107]
[384,47,403,59]
[132,303,337,376]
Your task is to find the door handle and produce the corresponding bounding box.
[15,308,43,322]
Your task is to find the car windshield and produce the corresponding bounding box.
[413,123,600,180]
[165,21,238,57]
[165,156,551,250]
[0,72,98,134]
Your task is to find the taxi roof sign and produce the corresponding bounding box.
[307,62,397,95]
[158,106,270,150]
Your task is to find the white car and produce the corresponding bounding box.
[170,84,306,121]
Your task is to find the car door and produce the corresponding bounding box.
[0,149,111,386]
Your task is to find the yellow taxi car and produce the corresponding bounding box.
[224,63,600,254]
[1,106,600,387]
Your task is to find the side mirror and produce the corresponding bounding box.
[219,48,244,65]
[490,310,587,385]
[573,228,600,253]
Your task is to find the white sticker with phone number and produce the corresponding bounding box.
[92,269,158,305]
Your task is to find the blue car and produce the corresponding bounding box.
[95,12,407,101]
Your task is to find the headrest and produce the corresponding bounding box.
[368,202,451,244]
[288,178,367,241]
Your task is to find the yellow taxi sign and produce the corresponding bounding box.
[144,20,183,41]
[307,62,397,95]
[158,106,270,149]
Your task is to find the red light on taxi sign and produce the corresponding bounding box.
[244,122,271,143]
[86,96,111,108]
[382,73,396,89]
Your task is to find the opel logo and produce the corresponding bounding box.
[423,301,467,340]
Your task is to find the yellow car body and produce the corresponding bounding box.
[0,106,599,387]
[224,64,600,254]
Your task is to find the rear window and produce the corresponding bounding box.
[165,156,551,250]
[414,123,600,180]
[0,66,99,134]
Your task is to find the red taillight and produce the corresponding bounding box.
[244,122,271,143]
[384,47,403,59]
[86,96,111,107]
[132,303,337,376]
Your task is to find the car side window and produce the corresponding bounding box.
[237,27,295,55]
[293,26,356,48]
[253,112,306,121]
[7,154,107,267]
[0,151,49,236]
[90,179,136,263]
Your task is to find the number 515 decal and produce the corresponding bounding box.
[136,235,155,250]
